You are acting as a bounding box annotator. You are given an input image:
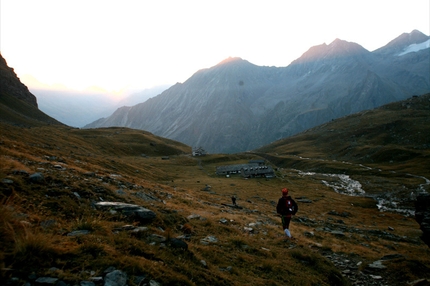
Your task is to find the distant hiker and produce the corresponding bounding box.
[231,195,237,206]
[276,188,298,238]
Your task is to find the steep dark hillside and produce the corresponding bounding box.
[0,53,37,107]
[0,53,62,126]
[85,31,430,154]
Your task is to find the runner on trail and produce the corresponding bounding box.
[276,188,298,238]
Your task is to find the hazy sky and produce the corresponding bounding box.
[1,0,429,94]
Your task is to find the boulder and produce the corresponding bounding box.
[104,270,127,286]
[95,202,156,222]
[35,277,58,285]
[169,238,188,250]
[29,172,44,183]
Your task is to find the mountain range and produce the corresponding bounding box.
[85,30,430,154]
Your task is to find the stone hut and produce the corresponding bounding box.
[240,165,275,178]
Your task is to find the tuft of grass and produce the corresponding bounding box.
[230,237,247,248]
[0,198,18,272]
[13,231,58,264]
[77,240,107,259]
[72,216,104,233]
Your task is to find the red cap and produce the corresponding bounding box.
[282,188,288,194]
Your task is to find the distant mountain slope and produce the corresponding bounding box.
[32,85,170,128]
[0,53,63,126]
[85,30,430,154]
[86,58,281,152]
[372,30,430,95]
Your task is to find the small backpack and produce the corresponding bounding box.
[286,198,295,214]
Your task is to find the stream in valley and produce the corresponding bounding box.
[291,159,429,216]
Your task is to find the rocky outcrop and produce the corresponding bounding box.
[0,53,37,107]
[0,53,64,126]
[415,193,430,247]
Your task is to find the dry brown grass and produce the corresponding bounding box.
[1,120,429,285]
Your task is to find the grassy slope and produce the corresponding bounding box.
[0,94,430,285]
[255,93,430,175]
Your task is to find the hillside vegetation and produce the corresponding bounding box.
[255,94,430,208]
[1,94,430,285]
[256,93,430,171]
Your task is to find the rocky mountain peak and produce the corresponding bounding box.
[187,56,260,86]
[212,57,257,71]
[327,38,368,56]
[403,29,429,44]
[292,38,368,64]
[216,57,245,66]
[375,29,429,54]
[189,57,254,80]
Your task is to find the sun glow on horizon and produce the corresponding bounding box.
[1,0,429,94]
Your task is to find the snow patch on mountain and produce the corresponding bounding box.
[398,39,430,56]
